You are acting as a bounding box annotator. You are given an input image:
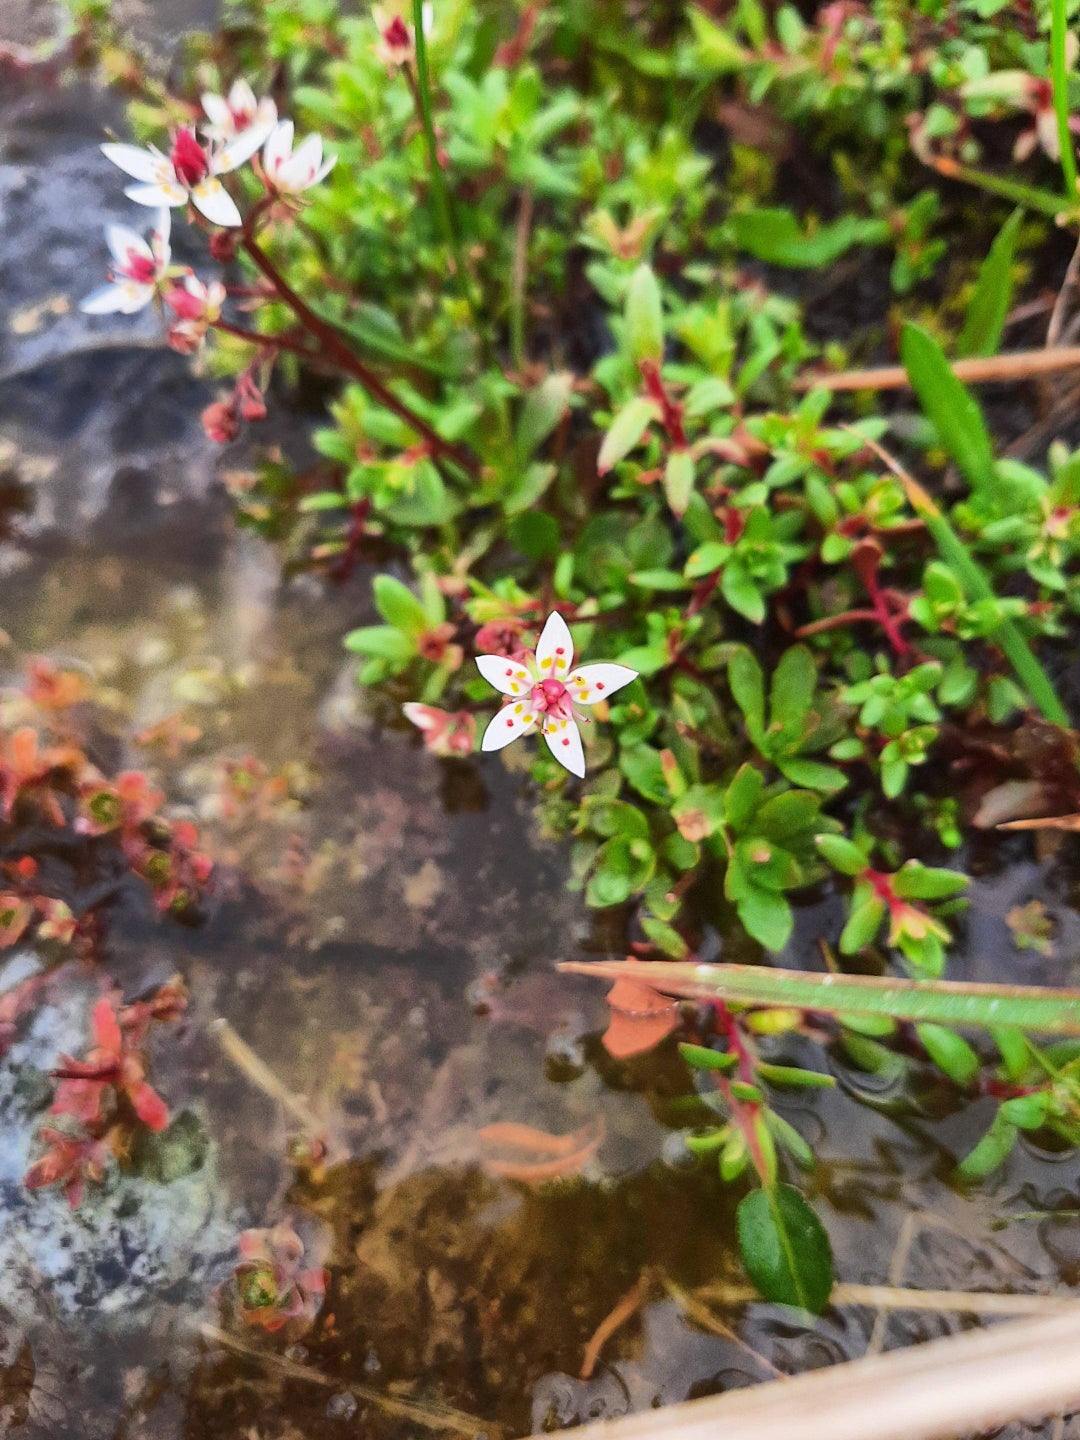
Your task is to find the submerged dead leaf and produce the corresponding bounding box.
[477,1118,604,1183]
[602,975,679,1059]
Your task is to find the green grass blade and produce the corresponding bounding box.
[1052,0,1078,204]
[958,209,1022,358]
[558,961,1080,1034]
[900,323,996,492]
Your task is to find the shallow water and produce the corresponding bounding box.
[2,22,1080,1440]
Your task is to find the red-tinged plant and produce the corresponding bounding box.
[24,1127,111,1210]
[51,995,174,1133]
[137,820,213,913]
[78,771,166,843]
[232,1223,327,1333]
[24,660,89,712]
[402,703,476,757]
[0,728,82,823]
[0,971,47,1054]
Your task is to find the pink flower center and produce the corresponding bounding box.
[384,15,411,47]
[170,129,210,187]
[122,250,157,284]
[531,678,573,721]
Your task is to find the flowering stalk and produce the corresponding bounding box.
[235,232,478,476]
[409,0,474,311]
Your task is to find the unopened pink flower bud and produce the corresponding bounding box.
[202,400,240,443]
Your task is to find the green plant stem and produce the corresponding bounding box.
[410,1,473,310]
[557,960,1080,1035]
[1052,0,1079,204]
[239,233,477,477]
[925,157,1067,220]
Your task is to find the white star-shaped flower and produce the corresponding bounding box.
[101,123,263,228]
[200,79,277,148]
[81,209,172,314]
[476,612,638,778]
[261,121,337,197]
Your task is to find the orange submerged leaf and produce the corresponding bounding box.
[602,977,679,1059]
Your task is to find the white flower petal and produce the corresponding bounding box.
[201,92,231,129]
[263,119,294,173]
[534,611,574,680]
[113,280,155,314]
[229,78,257,116]
[125,181,188,207]
[151,207,172,265]
[190,177,243,227]
[543,717,585,778]
[311,152,337,185]
[215,114,278,173]
[481,702,538,753]
[476,655,533,697]
[105,224,151,269]
[101,142,167,182]
[80,282,133,314]
[566,663,638,705]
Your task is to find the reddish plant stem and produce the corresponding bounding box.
[239,233,478,476]
[686,570,720,618]
[640,360,687,449]
[795,608,882,638]
[714,1001,757,1085]
[852,544,910,657]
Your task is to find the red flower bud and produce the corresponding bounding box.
[209,229,238,263]
[201,400,240,444]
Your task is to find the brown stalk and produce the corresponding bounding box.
[794,346,1080,393]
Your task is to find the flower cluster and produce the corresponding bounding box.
[83,79,336,351]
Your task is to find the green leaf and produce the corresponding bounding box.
[641,916,690,958]
[721,561,766,623]
[729,647,766,744]
[737,1184,834,1313]
[372,575,429,636]
[621,745,672,803]
[679,1042,739,1072]
[958,1108,1018,1180]
[839,895,886,953]
[724,764,765,830]
[916,1023,981,1086]
[515,371,574,463]
[756,1062,836,1089]
[626,264,664,366]
[508,511,560,559]
[769,645,816,730]
[688,6,749,71]
[664,450,695,516]
[892,863,968,900]
[900,323,996,494]
[957,209,1022,358]
[776,757,847,793]
[597,397,657,475]
[736,886,794,952]
[815,833,868,877]
[731,208,889,269]
[343,625,416,661]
